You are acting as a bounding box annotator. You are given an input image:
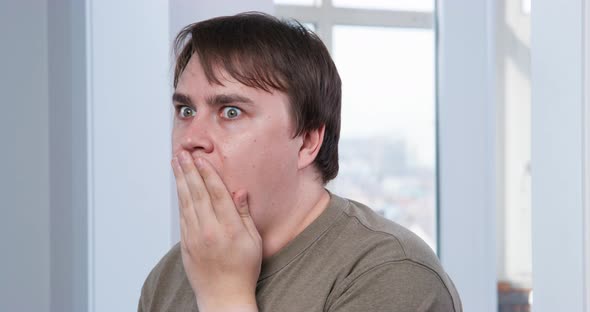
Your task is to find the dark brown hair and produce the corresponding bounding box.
[173,12,341,184]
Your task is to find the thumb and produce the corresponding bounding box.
[234,191,261,242]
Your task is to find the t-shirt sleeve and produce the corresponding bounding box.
[327,260,461,312]
[137,272,153,312]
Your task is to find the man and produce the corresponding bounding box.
[139,12,462,312]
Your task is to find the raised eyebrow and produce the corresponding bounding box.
[206,94,253,107]
[172,92,193,106]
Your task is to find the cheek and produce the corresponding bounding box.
[171,128,183,155]
[225,135,298,188]
[218,138,262,183]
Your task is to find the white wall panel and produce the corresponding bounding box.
[87,1,173,311]
[531,0,587,311]
[437,0,498,311]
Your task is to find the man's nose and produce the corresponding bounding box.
[179,117,214,154]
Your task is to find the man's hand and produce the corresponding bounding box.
[171,151,262,312]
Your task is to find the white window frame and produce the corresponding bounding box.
[274,1,433,52]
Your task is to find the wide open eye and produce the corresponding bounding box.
[178,106,196,118]
[221,106,242,119]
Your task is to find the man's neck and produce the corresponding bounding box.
[259,185,331,259]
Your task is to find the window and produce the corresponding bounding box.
[274,1,437,251]
[497,1,532,311]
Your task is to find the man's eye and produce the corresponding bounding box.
[221,107,242,119]
[178,106,195,118]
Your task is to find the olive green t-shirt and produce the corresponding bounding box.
[138,194,462,312]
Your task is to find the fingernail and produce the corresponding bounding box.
[171,157,179,169]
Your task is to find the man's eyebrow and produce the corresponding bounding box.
[172,93,193,106]
[172,92,254,108]
[206,94,254,107]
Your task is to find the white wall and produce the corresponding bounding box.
[87,1,173,311]
[531,0,588,310]
[0,1,50,312]
[438,0,498,311]
[170,0,273,36]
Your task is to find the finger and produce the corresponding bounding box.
[178,151,217,226]
[195,157,242,226]
[172,156,199,230]
[179,209,189,251]
[232,190,261,242]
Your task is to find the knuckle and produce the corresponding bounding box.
[182,162,196,173]
[210,188,225,202]
[194,185,209,200]
[180,197,191,209]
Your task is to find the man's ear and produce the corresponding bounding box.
[298,125,326,170]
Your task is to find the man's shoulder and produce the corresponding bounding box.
[140,243,184,295]
[148,243,184,279]
[139,243,195,311]
[325,194,462,311]
[333,195,438,265]
[330,194,456,284]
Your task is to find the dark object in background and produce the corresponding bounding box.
[498,281,531,312]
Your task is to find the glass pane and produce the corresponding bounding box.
[329,26,436,251]
[333,0,434,12]
[522,0,531,15]
[274,0,320,6]
[497,1,532,311]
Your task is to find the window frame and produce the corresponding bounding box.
[274,0,433,51]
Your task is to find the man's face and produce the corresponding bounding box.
[172,55,302,232]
